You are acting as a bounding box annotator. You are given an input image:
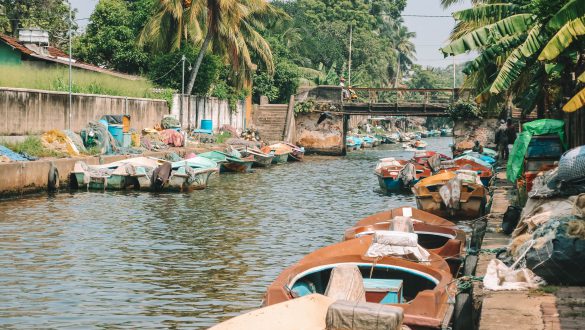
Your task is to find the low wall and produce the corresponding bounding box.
[0,87,169,135]
[294,112,345,155]
[171,95,246,131]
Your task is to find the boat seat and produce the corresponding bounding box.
[324,265,366,302]
[326,299,404,330]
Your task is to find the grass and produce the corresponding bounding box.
[0,62,173,102]
[0,136,65,158]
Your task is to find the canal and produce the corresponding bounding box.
[0,137,456,329]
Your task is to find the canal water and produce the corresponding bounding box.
[0,137,455,329]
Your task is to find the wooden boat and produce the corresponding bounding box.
[440,158,494,186]
[238,147,274,168]
[412,151,451,166]
[345,207,466,276]
[261,145,290,164]
[199,150,254,173]
[211,294,403,330]
[412,170,487,220]
[282,142,305,161]
[264,236,456,330]
[167,167,216,191]
[374,158,432,192]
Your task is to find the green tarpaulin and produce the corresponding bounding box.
[507,119,566,183]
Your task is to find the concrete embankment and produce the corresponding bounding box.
[0,146,221,199]
[474,172,585,330]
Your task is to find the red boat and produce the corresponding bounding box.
[412,151,451,166]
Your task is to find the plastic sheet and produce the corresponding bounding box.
[483,259,544,291]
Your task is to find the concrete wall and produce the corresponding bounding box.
[295,112,345,155]
[0,87,169,135]
[171,94,246,132]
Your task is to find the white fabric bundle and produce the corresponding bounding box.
[373,230,418,247]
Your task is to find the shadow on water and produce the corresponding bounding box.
[0,137,455,328]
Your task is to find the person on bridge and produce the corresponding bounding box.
[340,77,350,99]
[495,120,509,162]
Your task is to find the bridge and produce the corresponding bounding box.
[303,86,470,117]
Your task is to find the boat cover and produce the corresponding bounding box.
[507,119,566,182]
[324,265,366,302]
[365,231,430,263]
[325,300,403,330]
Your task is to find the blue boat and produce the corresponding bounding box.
[373,158,419,193]
[353,136,363,149]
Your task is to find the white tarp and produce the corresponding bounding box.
[483,259,545,291]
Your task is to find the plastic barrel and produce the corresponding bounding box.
[99,119,108,129]
[201,119,213,131]
[108,124,124,145]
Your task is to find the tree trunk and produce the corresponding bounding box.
[185,31,213,96]
[394,55,401,88]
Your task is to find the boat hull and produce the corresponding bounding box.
[252,155,274,168]
[376,176,418,192]
[221,160,254,173]
[414,195,485,220]
[272,153,289,164]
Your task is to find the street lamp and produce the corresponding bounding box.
[68,0,72,130]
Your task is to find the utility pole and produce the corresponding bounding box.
[452,56,456,89]
[348,24,352,86]
[68,1,72,130]
[181,55,185,128]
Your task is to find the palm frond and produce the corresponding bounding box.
[563,87,585,112]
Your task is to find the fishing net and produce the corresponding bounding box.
[521,216,585,285]
[81,121,120,155]
[161,117,180,129]
[41,130,82,156]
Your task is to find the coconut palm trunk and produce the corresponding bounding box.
[186,31,213,96]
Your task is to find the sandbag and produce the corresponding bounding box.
[324,265,366,303]
[326,300,403,330]
[502,205,522,235]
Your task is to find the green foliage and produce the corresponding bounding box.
[0,62,160,99]
[294,99,315,114]
[74,0,149,74]
[211,69,249,111]
[0,136,65,158]
[148,46,222,96]
[448,101,481,120]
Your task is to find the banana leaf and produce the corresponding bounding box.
[463,34,526,74]
[453,4,522,22]
[546,0,585,31]
[563,88,585,112]
[489,25,544,95]
[538,17,585,61]
[441,14,533,56]
[579,71,585,83]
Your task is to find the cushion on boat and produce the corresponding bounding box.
[324,265,366,302]
[373,231,418,247]
[325,299,404,330]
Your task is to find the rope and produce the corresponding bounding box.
[457,275,484,293]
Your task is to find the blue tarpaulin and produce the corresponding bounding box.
[0,145,29,162]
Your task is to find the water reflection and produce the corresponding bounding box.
[0,137,454,329]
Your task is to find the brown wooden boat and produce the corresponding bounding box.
[412,171,487,220]
[438,158,493,186]
[263,236,456,330]
[345,207,466,276]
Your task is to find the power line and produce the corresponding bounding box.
[403,14,453,18]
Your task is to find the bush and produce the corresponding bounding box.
[0,136,65,158]
[448,101,481,120]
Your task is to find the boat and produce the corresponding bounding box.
[455,151,496,168]
[440,158,494,186]
[263,235,456,330]
[210,294,403,330]
[344,207,466,276]
[282,142,305,161]
[412,150,451,166]
[346,137,357,150]
[72,156,219,191]
[353,136,363,149]
[238,147,275,168]
[374,158,431,192]
[361,135,374,148]
[199,150,254,173]
[261,145,290,164]
[412,170,487,220]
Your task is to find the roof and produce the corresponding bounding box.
[0,34,140,81]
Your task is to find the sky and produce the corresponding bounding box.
[70,0,474,68]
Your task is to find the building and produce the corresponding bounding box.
[0,28,138,80]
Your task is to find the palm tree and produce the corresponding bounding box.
[387,22,416,87]
[440,0,585,115]
[141,0,278,95]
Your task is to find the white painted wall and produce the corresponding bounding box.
[171,94,246,132]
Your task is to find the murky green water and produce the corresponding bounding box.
[0,137,454,329]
